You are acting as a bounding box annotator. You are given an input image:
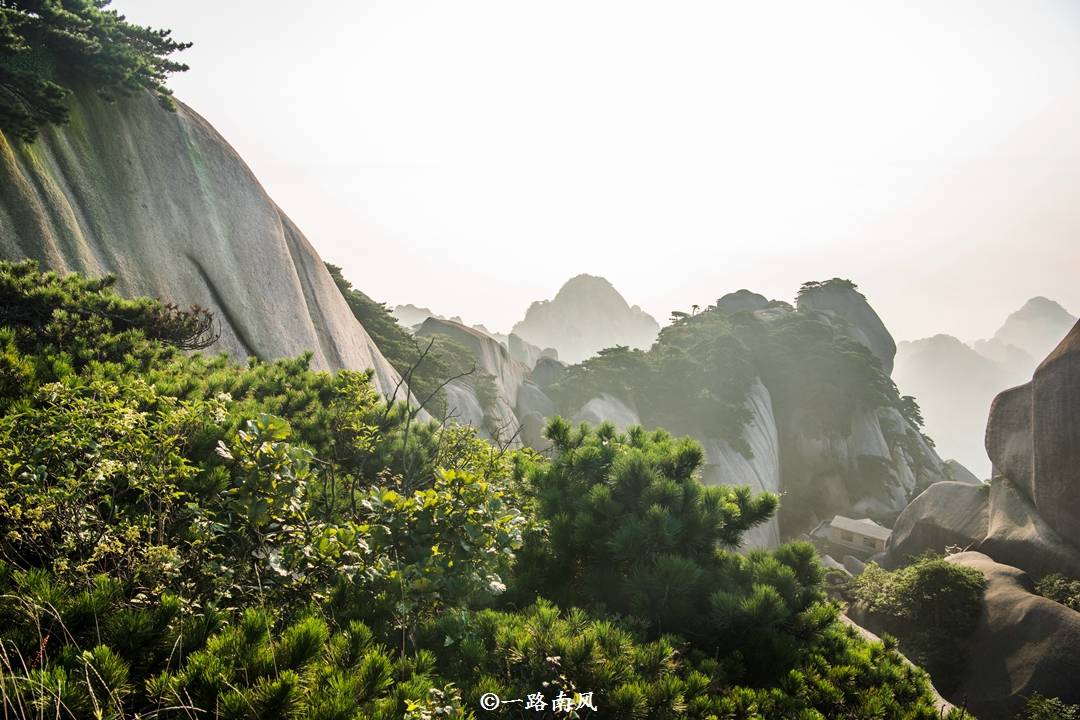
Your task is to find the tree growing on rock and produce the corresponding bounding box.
[0,0,190,141]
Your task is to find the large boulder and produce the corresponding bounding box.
[1031,319,1080,544]
[886,481,989,565]
[0,90,401,396]
[713,289,770,316]
[947,552,1080,720]
[531,355,567,389]
[515,380,556,450]
[985,382,1034,499]
[978,476,1080,580]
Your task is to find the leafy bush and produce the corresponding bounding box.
[0,260,961,718]
[1035,574,1080,613]
[1018,694,1080,720]
[852,555,986,693]
[1,0,190,141]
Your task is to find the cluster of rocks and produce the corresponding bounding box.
[879,319,1080,719]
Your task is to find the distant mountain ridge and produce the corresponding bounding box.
[894,297,1076,477]
[511,274,659,364]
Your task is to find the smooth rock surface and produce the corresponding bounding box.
[572,393,641,431]
[985,383,1035,499]
[698,380,781,549]
[947,552,1080,720]
[0,90,401,395]
[979,476,1080,580]
[417,317,528,404]
[1031,319,1080,544]
[531,356,567,389]
[886,481,989,565]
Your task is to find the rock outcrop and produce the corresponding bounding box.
[417,317,527,405]
[572,393,641,431]
[508,333,556,369]
[946,459,981,485]
[885,481,989,564]
[1031,320,1080,546]
[0,90,401,395]
[713,289,770,316]
[882,319,1080,716]
[976,319,1080,575]
[416,317,527,444]
[796,280,896,374]
[511,274,659,364]
[696,380,781,549]
[979,476,1080,580]
[783,404,948,531]
[947,552,1080,720]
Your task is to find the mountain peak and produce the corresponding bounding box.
[511,274,658,364]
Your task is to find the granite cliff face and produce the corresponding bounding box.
[511,274,659,364]
[416,317,526,444]
[796,280,896,374]
[696,380,782,549]
[0,90,401,395]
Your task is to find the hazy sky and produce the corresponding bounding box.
[126,0,1080,341]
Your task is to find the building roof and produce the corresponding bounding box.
[829,515,891,541]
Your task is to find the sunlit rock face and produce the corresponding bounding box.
[511,274,659,364]
[885,481,989,565]
[0,90,401,395]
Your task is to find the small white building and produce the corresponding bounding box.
[829,515,890,554]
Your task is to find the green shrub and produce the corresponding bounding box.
[1035,574,1080,613]
[1018,694,1080,720]
[852,555,986,693]
[0,260,960,719]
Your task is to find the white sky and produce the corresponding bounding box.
[126,0,1080,341]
